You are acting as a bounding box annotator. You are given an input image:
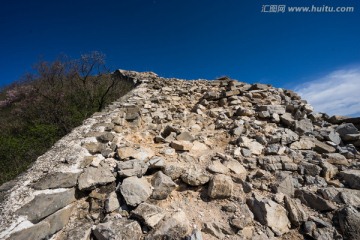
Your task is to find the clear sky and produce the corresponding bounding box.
[1,0,360,116]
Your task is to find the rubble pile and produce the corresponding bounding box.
[1,70,360,239]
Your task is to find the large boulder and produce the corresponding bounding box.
[336,123,359,137]
[120,176,152,207]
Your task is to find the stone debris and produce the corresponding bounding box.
[119,176,152,207]
[1,70,360,240]
[208,174,233,199]
[78,165,116,191]
[151,171,177,200]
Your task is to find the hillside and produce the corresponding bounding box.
[1,70,360,240]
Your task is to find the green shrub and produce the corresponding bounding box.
[0,52,134,185]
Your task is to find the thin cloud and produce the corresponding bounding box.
[294,67,360,117]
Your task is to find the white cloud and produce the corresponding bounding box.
[294,67,360,117]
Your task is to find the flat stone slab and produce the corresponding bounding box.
[31,172,80,190]
[78,166,116,191]
[16,188,76,223]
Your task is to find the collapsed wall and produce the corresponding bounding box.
[1,70,360,240]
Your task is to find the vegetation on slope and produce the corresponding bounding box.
[0,52,134,185]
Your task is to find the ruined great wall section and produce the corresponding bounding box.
[1,70,360,240]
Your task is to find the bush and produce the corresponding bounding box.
[0,52,134,184]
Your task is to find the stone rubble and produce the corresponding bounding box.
[1,69,360,239]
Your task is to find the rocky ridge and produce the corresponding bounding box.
[1,70,360,239]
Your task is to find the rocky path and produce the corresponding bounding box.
[1,70,360,239]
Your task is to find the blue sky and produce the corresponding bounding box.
[1,0,360,116]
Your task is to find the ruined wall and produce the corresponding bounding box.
[1,70,360,240]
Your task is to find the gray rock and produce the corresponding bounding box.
[343,133,360,141]
[117,146,154,161]
[258,156,283,171]
[105,191,120,213]
[320,161,338,181]
[44,204,74,236]
[280,113,295,127]
[202,222,228,239]
[313,139,336,154]
[238,136,264,156]
[334,206,360,240]
[131,202,166,228]
[295,119,313,135]
[203,91,221,100]
[319,187,360,206]
[117,159,148,177]
[247,194,290,236]
[320,129,341,145]
[16,188,76,223]
[163,164,185,180]
[83,142,106,154]
[31,172,80,190]
[223,160,247,179]
[176,132,195,142]
[336,123,359,137]
[151,171,177,200]
[257,105,286,114]
[58,219,92,240]
[264,144,281,155]
[146,210,190,239]
[8,221,50,240]
[324,153,349,166]
[339,169,360,190]
[300,162,322,177]
[181,169,210,186]
[290,137,315,150]
[207,160,229,174]
[78,166,116,191]
[295,189,336,211]
[120,176,152,207]
[231,126,244,136]
[94,218,142,240]
[148,156,165,169]
[229,204,254,230]
[236,107,255,117]
[125,106,140,121]
[302,221,317,238]
[187,229,203,240]
[96,132,114,143]
[274,173,294,197]
[284,195,307,227]
[251,83,271,90]
[170,140,193,151]
[281,129,299,145]
[208,174,233,199]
